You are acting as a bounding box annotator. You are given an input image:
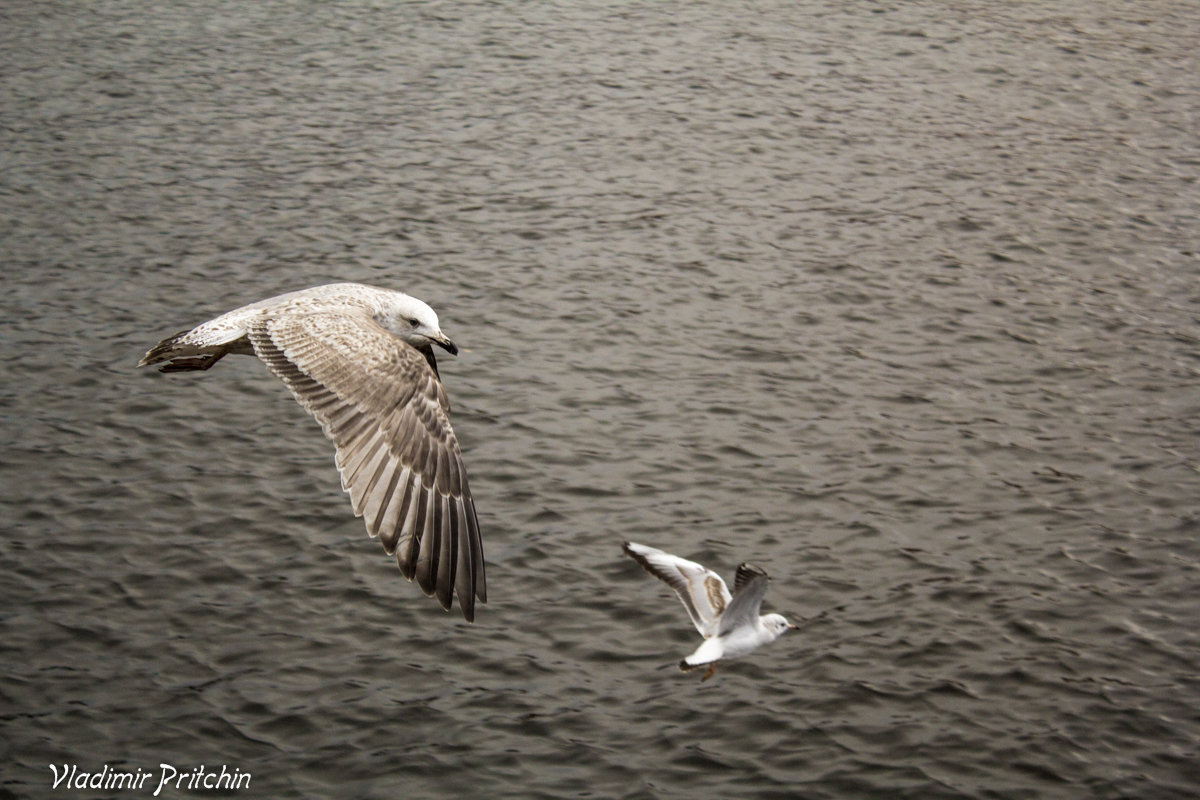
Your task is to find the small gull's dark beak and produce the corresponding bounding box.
[434,334,458,356]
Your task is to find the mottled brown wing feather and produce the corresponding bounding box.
[246,306,484,621]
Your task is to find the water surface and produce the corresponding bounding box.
[2,1,1199,798]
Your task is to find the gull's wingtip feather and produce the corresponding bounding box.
[622,541,658,574]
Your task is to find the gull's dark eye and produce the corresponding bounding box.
[407,318,420,328]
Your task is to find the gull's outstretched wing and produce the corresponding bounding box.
[717,564,769,636]
[623,541,732,638]
[247,303,485,621]
[732,562,763,596]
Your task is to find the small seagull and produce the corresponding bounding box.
[139,283,485,621]
[622,541,796,681]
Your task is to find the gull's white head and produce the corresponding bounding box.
[761,613,797,642]
[380,293,458,356]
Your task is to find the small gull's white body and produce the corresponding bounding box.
[139,283,485,621]
[622,541,795,680]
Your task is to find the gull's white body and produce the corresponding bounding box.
[683,613,790,666]
[622,541,794,679]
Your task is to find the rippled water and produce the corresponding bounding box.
[3,1,1199,798]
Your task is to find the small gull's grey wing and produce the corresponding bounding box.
[717,568,770,637]
[733,562,767,596]
[622,542,732,638]
[247,305,484,621]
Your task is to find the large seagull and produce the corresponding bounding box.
[139,283,485,621]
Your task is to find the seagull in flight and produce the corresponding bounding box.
[139,283,485,621]
[622,541,795,680]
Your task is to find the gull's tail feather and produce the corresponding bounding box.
[156,354,228,372]
[139,330,229,372]
[138,330,191,366]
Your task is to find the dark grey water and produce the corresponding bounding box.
[3,1,1199,798]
